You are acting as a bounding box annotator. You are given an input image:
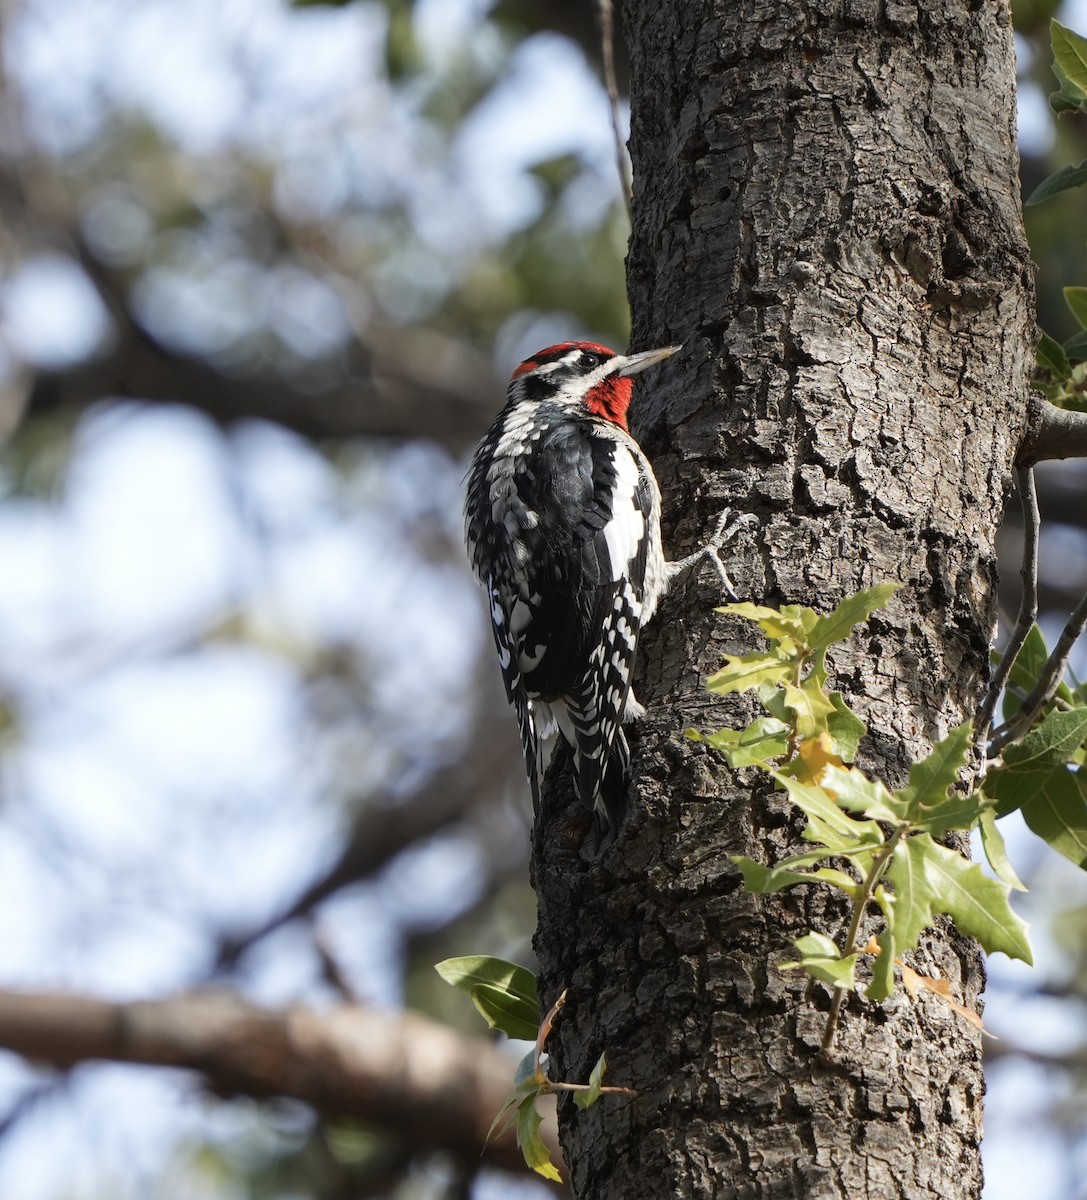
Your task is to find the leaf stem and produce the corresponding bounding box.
[820,822,909,1056]
[545,1081,638,1097]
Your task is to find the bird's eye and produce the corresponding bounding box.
[577,351,600,369]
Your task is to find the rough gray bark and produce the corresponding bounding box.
[532,2,1034,1198]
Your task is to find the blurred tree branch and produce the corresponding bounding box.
[216,726,524,969]
[1,140,503,452]
[21,313,499,454]
[0,987,563,1187]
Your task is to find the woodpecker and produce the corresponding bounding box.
[464,340,740,840]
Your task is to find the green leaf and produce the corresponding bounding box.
[775,773,884,847]
[783,677,836,740]
[706,652,793,695]
[977,809,1028,891]
[1001,623,1046,711]
[911,789,991,835]
[435,956,539,1040]
[1051,21,1087,108]
[894,723,971,814]
[866,927,897,1002]
[999,624,1075,718]
[1050,63,1087,113]
[573,1053,607,1110]
[986,761,1057,818]
[715,601,817,643]
[1066,287,1087,330]
[820,764,905,823]
[808,583,899,653]
[517,1098,562,1182]
[825,692,867,762]
[1064,330,1087,361]
[1020,768,1087,868]
[732,854,863,897]
[1035,329,1072,376]
[793,931,840,959]
[892,723,986,833]
[1026,163,1087,207]
[687,717,790,768]
[887,835,1032,963]
[513,1048,540,1087]
[781,933,858,988]
[487,1072,543,1145]
[1003,708,1087,771]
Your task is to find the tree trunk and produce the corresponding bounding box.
[532,2,1034,1197]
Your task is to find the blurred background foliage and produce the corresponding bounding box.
[0,0,1084,1197]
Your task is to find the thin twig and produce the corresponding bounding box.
[597,0,632,221]
[820,823,909,1057]
[547,1080,638,1097]
[975,467,1039,753]
[989,587,1087,755]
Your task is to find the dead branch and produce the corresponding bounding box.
[0,987,562,1184]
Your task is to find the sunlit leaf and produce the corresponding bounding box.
[807,583,899,652]
[887,835,1032,963]
[687,716,790,768]
[435,956,539,1040]
[715,601,816,643]
[775,772,884,847]
[783,677,836,740]
[977,809,1028,891]
[706,652,793,695]
[573,1053,607,1110]
[893,722,971,810]
[516,1099,562,1182]
[1050,21,1087,110]
[819,764,904,824]
[825,692,867,762]
[781,933,858,988]
[732,854,862,896]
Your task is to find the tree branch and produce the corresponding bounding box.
[23,323,499,454]
[989,582,1087,753]
[976,466,1038,750]
[215,717,523,969]
[0,988,561,1184]
[1018,395,1087,465]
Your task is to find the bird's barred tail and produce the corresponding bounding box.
[559,684,631,840]
[593,727,631,841]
